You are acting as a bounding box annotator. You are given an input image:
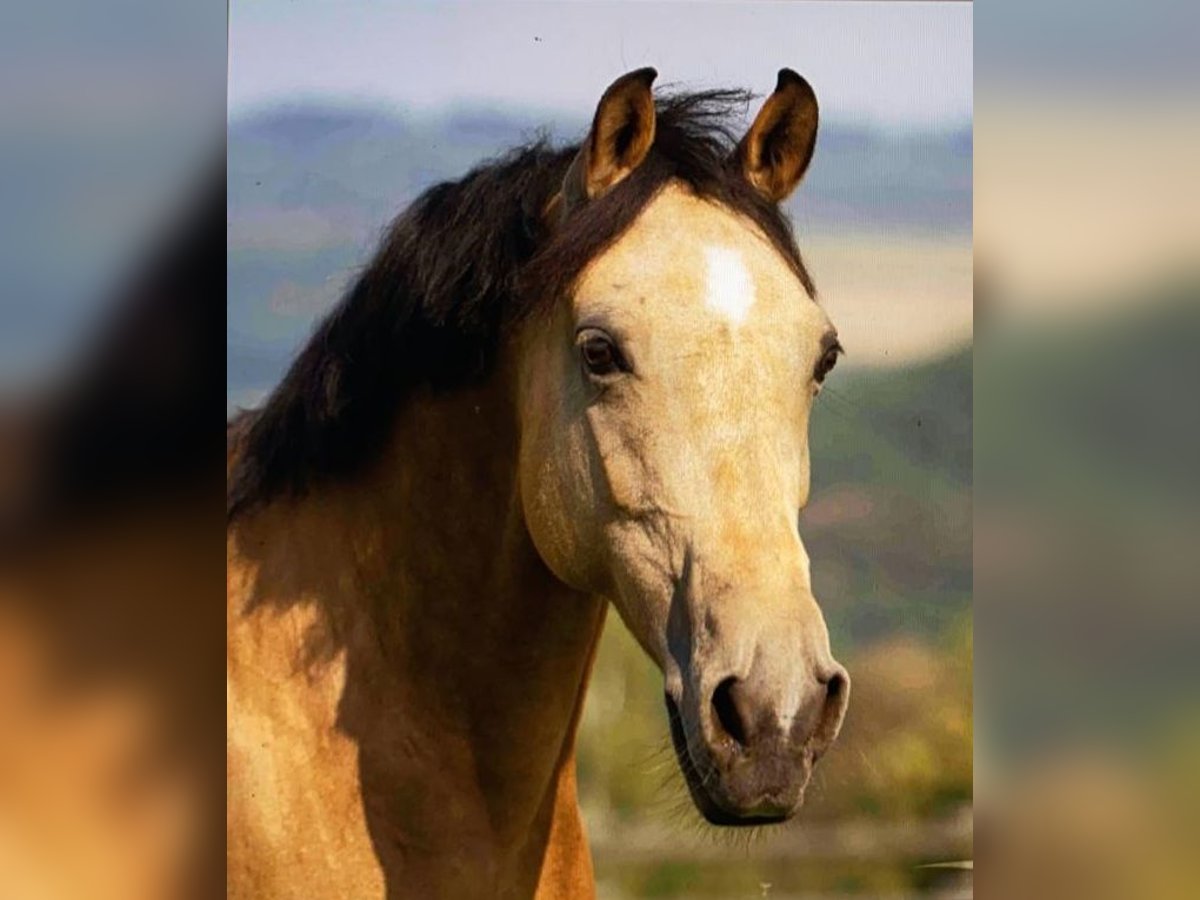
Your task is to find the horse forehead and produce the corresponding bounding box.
[577,184,806,323]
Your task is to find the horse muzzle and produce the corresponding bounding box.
[665,658,850,825]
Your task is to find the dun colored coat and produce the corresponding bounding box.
[227,68,850,899]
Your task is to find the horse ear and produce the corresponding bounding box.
[735,69,819,203]
[562,67,658,208]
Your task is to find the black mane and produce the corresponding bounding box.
[227,90,814,518]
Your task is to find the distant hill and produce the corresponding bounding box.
[976,284,1200,514]
[807,346,973,646]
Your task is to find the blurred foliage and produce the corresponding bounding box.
[977,277,1200,516]
[807,349,972,647]
[976,281,1200,763]
[808,620,972,821]
[971,275,1200,899]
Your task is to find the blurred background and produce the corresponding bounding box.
[974,0,1200,897]
[228,3,973,898]
[0,3,225,898]
[5,0,1200,897]
[0,2,223,394]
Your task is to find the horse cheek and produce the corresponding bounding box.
[519,430,604,595]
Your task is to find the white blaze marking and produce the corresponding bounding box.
[703,245,756,325]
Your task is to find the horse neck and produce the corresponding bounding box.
[235,374,606,870]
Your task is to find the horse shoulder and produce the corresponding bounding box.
[226,520,384,899]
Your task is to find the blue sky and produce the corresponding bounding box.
[230,1,972,128]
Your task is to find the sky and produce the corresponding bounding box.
[229,1,972,128]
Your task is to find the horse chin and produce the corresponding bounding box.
[664,693,797,828]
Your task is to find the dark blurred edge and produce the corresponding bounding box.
[1,160,226,542]
[0,2,227,898]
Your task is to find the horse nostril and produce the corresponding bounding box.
[825,670,846,704]
[711,677,748,748]
[811,667,850,756]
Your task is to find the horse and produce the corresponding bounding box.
[227,68,850,899]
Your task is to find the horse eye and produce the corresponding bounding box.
[815,345,841,383]
[579,331,622,377]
